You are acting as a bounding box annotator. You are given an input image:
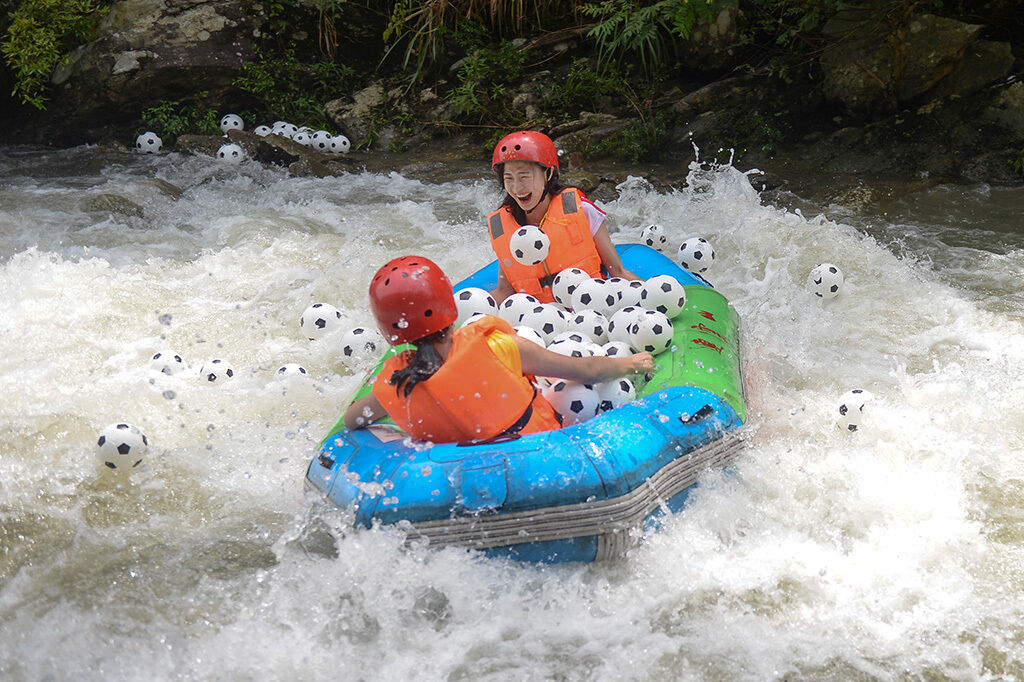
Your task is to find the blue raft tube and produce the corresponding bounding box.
[305,244,748,563]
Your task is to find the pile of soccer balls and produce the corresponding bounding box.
[133,113,351,165]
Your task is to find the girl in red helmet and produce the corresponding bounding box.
[343,255,653,443]
[487,130,638,304]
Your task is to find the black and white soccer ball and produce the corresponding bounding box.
[253,125,272,137]
[518,303,567,344]
[640,224,668,251]
[607,306,646,347]
[310,130,332,150]
[455,287,498,326]
[135,131,162,154]
[678,237,715,273]
[639,274,687,319]
[217,143,244,164]
[836,389,873,431]
[272,121,299,138]
[460,312,490,328]
[597,377,636,413]
[617,279,645,311]
[499,292,541,325]
[809,263,844,299]
[551,268,589,308]
[340,326,382,359]
[96,422,148,471]
[547,333,593,359]
[300,302,343,341]
[508,225,550,266]
[329,135,351,154]
[601,340,634,357]
[219,114,244,133]
[569,310,609,344]
[570,278,609,313]
[628,309,674,355]
[513,325,547,347]
[199,358,235,383]
[149,349,186,375]
[277,363,308,376]
[541,380,600,426]
[292,131,312,146]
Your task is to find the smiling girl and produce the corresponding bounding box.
[487,130,638,303]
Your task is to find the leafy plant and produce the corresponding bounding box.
[447,40,526,125]
[141,96,219,143]
[1012,149,1024,180]
[540,59,627,118]
[1,0,106,110]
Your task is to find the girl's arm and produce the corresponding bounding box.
[490,268,516,303]
[514,335,653,384]
[343,392,387,430]
[593,225,640,280]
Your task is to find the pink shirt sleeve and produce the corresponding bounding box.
[580,196,606,236]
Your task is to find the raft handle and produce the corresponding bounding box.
[679,404,714,425]
[318,452,336,469]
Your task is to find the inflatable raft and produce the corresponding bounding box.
[305,244,747,562]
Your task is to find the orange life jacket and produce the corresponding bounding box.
[372,316,561,443]
[488,188,603,303]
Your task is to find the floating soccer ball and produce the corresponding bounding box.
[640,275,687,319]
[253,125,272,137]
[518,303,567,344]
[455,287,498,326]
[217,143,244,164]
[219,114,244,133]
[542,380,600,426]
[640,224,668,251]
[340,326,382,360]
[199,359,235,383]
[514,325,546,347]
[607,306,646,347]
[601,340,634,357]
[809,263,844,299]
[628,310,674,355]
[551,268,589,308]
[570,278,610,313]
[508,225,550,266]
[149,350,186,375]
[292,131,312,146]
[499,293,541,325]
[569,310,609,344]
[135,132,162,154]
[96,422,148,471]
[678,237,715,273]
[836,389,873,432]
[597,377,636,413]
[329,135,350,154]
[277,363,308,376]
[311,130,332,152]
[300,302,343,341]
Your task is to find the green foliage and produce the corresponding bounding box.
[540,59,626,117]
[448,39,526,125]
[593,108,677,162]
[1,0,106,110]
[1012,150,1024,180]
[141,97,219,143]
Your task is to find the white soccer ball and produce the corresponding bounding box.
[551,268,589,307]
[542,380,601,425]
[340,326,383,360]
[96,422,148,471]
[570,278,611,313]
[836,389,874,432]
[569,310,609,344]
[499,292,541,325]
[292,131,312,146]
[617,279,645,310]
[628,310,674,355]
[597,377,636,413]
[219,114,244,133]
[277,363,308,376]
[253,125,272,137]
[640,275,687,319]
[518,303,567,344]
[199,358,235,383]
[547,332,593,358]
[585,341,606,356]
[508,225,550,266]
[135,131,162,154]
[640,224,668,251]
[454,287,498,326]
[601,340,635,357]
[217,143,244,164]
[460,312,490,328]
[514,325,547,347]
[149,350,186,375]
[607,306,646,347]
[809,263,844,299]
[273,122,299,138]
[311,130,333,152]
[678,237,715,273]
[301,302,343,340]
[329,135,350,154]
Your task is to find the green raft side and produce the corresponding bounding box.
[635,285,746,422]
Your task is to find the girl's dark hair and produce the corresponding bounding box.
[495,163,566,225]
[389,326,453,397]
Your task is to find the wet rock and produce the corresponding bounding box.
[675,6,744,70]
[175,134,226,158]
[552,117,633,154]
[83,193,144,218]
[562,169,601,194]
[325,81,387,145]
[144,177,183,199]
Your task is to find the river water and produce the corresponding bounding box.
[1,145,1022,680]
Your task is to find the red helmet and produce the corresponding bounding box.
[492,131,559,174]
[369,256,457,345]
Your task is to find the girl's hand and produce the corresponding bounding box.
[627,352,655,374]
